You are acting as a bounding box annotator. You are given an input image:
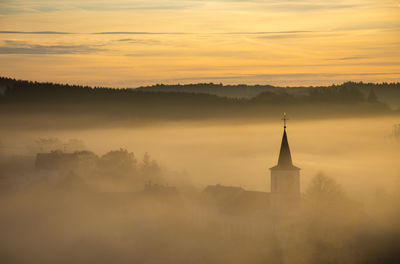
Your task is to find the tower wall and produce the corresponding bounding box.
[270,169,300,196]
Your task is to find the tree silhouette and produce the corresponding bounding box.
[305,172,345,202]
[98,148,137,175]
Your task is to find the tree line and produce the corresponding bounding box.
[0,77,397,123]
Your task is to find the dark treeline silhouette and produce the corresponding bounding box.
[135,81,400,100]
[0,77,398,128]
[2,77,399,101]
[136,82,278,98]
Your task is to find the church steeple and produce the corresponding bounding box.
[269,113,301,197]
[271,113,300,171]
[277,128,293,168]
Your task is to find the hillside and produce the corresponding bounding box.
[0,77,398,128]
[135,82,400,108]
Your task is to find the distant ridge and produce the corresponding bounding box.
[0,77,399,127]
[2,76,400,99]
[1,76,400,103]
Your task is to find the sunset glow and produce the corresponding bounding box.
[1,0,399,87]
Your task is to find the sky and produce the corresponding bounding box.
[0,0,399,87]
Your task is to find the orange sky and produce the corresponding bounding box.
[0,0,399,87]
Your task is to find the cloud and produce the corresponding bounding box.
[334,23,400,32]
[222,30,313,35]
[124,49,255,58]
[0,0,198,14]
[258,33,311,39]
[174,72,400,81]
[0,41,106,54]
[0,31,73,35]
[0,30,311,36]
[269,3,359,11]
[0,31,191,35]
[75,1,197,11]
[328,57,367,61]
[94,32,190,35]
[117,38,161,45]
[0,0,376,15]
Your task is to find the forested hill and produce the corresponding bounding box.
[1,77,400,105]
[0,77,399,128]
[135,82,400,106]
[136,83,281,98]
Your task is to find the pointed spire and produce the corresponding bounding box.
[271,113,300,171]
[277,128,293,167]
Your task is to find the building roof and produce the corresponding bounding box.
[203,184,245,197]
[270,128,300,171]
[202,185,271,215]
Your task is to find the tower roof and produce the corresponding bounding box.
[270,116,300,171]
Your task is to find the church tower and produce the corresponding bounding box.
[270,113,300,198]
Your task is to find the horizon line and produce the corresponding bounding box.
[1,76,399,90]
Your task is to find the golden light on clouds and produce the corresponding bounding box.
[0,0,399,86]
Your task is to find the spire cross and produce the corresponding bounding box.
[282,112,288,129]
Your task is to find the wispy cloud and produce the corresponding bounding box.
[0,31,73,34]
[0,0,199,14]
[258,33,312,39]
[175,72,400,81]
[0,0,396,16]
[333,23,400,32]
[0,30,193,36]
[221,30,313,35]
[0,27,396,37]
[328,56,367,61]
[0,0,378,15]
[93,32,191,35]
[0,40,106,54]
[117,38,161,45]
[75,2,198,11]
[125,49,255,58]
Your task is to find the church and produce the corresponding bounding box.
[269,114,301,203]
[203,114,301,215]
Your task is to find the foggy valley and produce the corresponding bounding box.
[1,83,400,263]
[2,0,400,262]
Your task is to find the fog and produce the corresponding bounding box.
[1,115,400,263]
[2,116,399,192]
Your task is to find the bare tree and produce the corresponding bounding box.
[305,172,345,203]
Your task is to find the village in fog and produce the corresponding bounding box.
[1,99,400,263]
